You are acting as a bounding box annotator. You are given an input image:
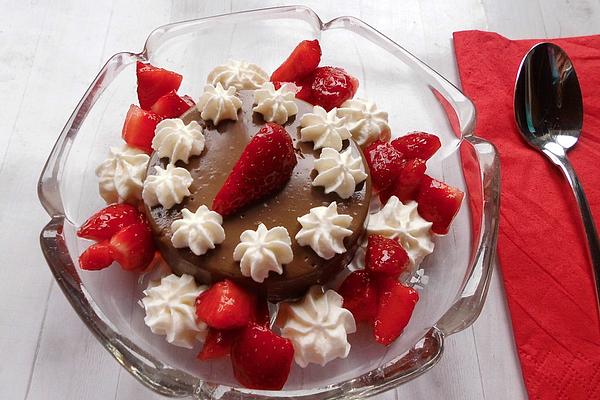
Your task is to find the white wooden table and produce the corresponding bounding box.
[2,0,598,399]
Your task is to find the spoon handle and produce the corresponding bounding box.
[544,148,600,310]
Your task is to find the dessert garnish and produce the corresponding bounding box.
[252,82,298,124]
[170,206,225,256]
[142,164,193,208]
[295,202,353,259]
[233,223,294,283]
[338,270,378,322]
[207,60,269,90]
[195,279,256,330]
[365,234,410,276]
[374,277,419,345]
[136,61,183,110]
[417,175,465,235]
[212,122,297,216]
[96,145,149,204]
[299,105,351,151]
[337,98,390,146]
[149,90,196,119]
[277,286,356,367]
[142,274,208,348]
[151,118,205,164]
[197,82,242,125]
[312,146,367,199]
[121,105,162,154]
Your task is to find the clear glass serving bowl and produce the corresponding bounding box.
[37,5,500,399]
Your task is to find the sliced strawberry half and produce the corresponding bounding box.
[109,222,155,271]
[197,328,240,361]
[121,104,162,154]
[391,132,441,161]
[195,279,255,330]
[77,203,142,241]
[338,270,378,322]
[373,278,419,346]
[417,175,464,235]
[136,61,183,110]
[212,123,297,217]
[364,140,404,191]
[231,323,294,390]
[309,66,358,111]
[380,158,426,203]
[270,39,321,83]
[150,90,195,118]
[79,241,113,271]
[366,235,409,277]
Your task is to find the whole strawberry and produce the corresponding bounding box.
[212,123,297,217]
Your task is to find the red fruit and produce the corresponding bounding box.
[231,323,294,390]
[136,61,183,110]
[364,140,404,191]
[195,280,255,329]
[121,104,162,154]
[391,132,441,161]
[150,90,195,118]
[270,39,321,83]
[373,278,419,346]
[294,76,313,102]
[79,241,113,271]
[309,66,358,111]
[109,223,155,270]
[338,270,378,322]
[366,235,409,277]
[417,175,464,235]
[197,328,240,360]
[251,296,271,328]
[380,158,427,203]
[77,204,142,241]
[212,123,297,217]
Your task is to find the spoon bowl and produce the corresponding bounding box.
[514,42,600,313]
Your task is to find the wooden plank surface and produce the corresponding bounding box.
[1,0,597,399]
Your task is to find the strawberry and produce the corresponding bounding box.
[417,175,464,235]
[79,241,113,271]
[364,140,404,191]
[338,270,378,322]
[77,203,142,241]
[121,104,162,154]
[308,66,358,111]
[365,235,409,277]
[197,328,239,360]
[270,39,321,83]
[251,296,271,328]
[391,132,441,161]
[136,61,183,110]
[380,158,426,203]
[373,278,419,346]
[294,75,313,102]
[109,222,155,270]
[231,323,294,390]
[195,280,255,330]
[149,90,195,118]
[212,123,297,217]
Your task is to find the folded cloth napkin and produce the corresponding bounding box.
[453,31,600,400]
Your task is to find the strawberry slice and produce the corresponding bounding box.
[79,241,113,271]
[77,203,142,241]
[338,270,378,322]
[109,222,155,271]
[364,140,404,191]
[121,104,162,154]
[391,132,441,161]
[136,62,183,110]
[366,235,409,277]
[309,66,358,111]
[195,279,255,329]
[251,296,271,328]
[417,175,464,235]
[373,278,419,346]
[380,158,426,203]
[212,123,297,217]
[149,90,195,118]
[270,39,321,83]
[197,328,240,360]
[231,323,294,390]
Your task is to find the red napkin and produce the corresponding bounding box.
[453,31,600,399]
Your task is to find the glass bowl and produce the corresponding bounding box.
[37,5,500,399]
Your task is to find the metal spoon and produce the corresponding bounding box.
[514,42,600,311]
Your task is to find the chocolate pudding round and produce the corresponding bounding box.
[144,90,371,302]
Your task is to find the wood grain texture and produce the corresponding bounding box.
[1,0,598,399]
